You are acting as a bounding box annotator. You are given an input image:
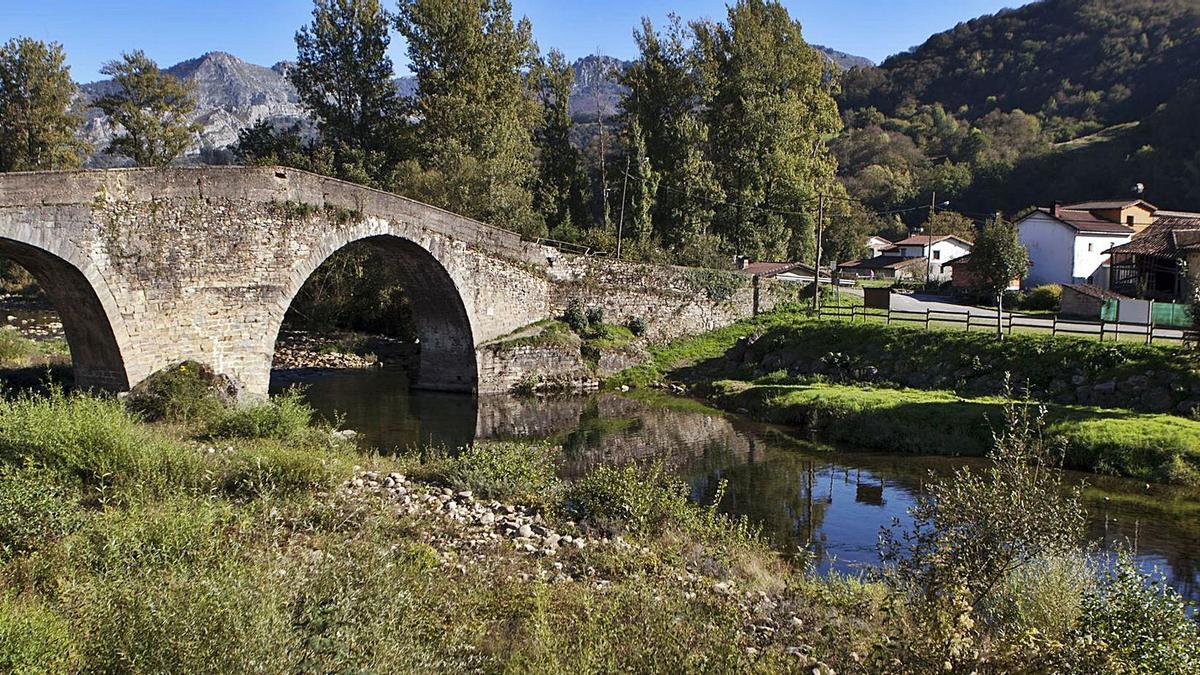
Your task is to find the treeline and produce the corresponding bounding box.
[833,0,1200,220]
[234,0,870,266]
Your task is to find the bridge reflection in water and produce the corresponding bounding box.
[278,368,1199,604]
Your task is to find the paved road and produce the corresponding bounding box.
[834,288,1185,341]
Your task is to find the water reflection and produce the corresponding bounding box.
[278,368,1200,603]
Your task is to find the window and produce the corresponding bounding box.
[1126,215,1135,225]
[933,250,941,260]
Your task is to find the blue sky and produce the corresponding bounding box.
[3,0,1026,82]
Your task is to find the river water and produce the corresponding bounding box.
[280,367,1192,604]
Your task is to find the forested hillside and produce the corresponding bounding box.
[834,0,1200,223]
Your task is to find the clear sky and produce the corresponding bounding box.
[3,0,1026,82]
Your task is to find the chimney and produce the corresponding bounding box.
[735,255,750,270]
[1053,201,1063,218]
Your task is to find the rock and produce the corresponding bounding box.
[517,524,534,539]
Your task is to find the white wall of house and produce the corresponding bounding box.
[1020,213,1080,286]
[1019,212,1131,287]
[1073,233,1128,287]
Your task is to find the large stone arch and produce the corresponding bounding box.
[0,235,133,391]
[270,220,480,393]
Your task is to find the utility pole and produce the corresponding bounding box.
[925,191,937,292]
[616,154,630,260]
[813,193,826,313]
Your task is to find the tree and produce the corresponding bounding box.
[95,51,199,166]
[395,0,544,237]
[969,218,1029,338]
[0,37,89,172]
[533,49,589,236]
[696,0,842,261]
[290,0,404,186]
[924,210,979,244]
[822,202,880,266]
[619,16,722,247]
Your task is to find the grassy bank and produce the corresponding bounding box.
[705,380,1200,485]
[607,310,1200,486]
[0,385,1194,672]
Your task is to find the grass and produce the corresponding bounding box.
[0,329,67,368]
[0,386,1194,672]
[702,380,1200,485]
[605,307,1200,485]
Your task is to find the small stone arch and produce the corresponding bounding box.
[271,224,479,393]
[0,236,133,391]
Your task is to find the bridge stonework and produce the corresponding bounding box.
[0,167,790,397]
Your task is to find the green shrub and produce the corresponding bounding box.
[563,462,703,537]
[625,315,648,337]
[562,301,587,333]
[0,389,202,494]
[1023,284,1062,311]
[0,465,81,560]
[438,442,559,502]
[0,328,37,365]
[125,361,235,424]
[1061,555,1200,674]
[585,306,605,328]
[214,441,347,497]
[205,390,315,442]
[0,595,77,673]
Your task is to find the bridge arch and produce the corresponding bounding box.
[0,236,133,391]
[271,224,479,393]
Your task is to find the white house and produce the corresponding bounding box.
[866,236,892,258]
[878,234,973,281]
[1016,200,1155,288]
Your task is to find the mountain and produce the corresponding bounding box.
[814,46,873,71]
[76,44,869,167]
[78,52,310,167]
[832,0,1200,216]
[841,0,1200,131]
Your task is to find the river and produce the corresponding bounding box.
[275,367,1200,604]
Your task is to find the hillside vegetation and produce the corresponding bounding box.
[834,0,1200,228]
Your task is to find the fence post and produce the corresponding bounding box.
[1051,315,1057,338]
[1100,321,1105,342]
[925,308,931,332]
[1147,301,1154,346]
[886,308,891,326]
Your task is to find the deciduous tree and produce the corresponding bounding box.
[395,0,544,237]
[969,218,1029,338]
[95,50,199,166]
[533,49,589,236]
[0,37,89,172]
[290,0,404,186]
[696,0,842,261]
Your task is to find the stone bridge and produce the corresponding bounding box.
[0,166,789,397]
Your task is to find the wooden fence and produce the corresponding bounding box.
[819,304,1196,345]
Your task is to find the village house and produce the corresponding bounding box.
[866,235,892,257]
[1106,216,1200,302]
[876,234,972,281]
[942,253,1021,297]
[1016,199,1157,289]
[735,259,831,284]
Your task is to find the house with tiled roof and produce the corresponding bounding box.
[1105,216,1200,301]
[1016,199,1159,289]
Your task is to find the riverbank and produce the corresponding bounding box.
[608,310,1200,487]
[1,382,1195,673]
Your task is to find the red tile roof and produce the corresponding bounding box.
[887,234,972,247]
[1105,216,1200,256]
[1064,199,1157,211]
[1029,207,1135,234]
